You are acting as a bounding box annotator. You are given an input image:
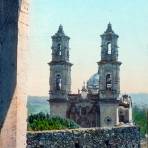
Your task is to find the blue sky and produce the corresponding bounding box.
[28,0,148,95]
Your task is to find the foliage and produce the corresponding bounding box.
[27,112,80,131]
[133,105,148,137]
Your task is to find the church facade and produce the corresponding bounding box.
[48,24,133,128]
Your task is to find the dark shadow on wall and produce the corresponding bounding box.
[0,0,22,131]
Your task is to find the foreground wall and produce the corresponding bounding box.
[27,126,140,148]
[0,0,28,147]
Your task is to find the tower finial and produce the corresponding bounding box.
[83,81,85,87]
[105,22,113,33]
[57,24,64,34]
[81,81,87,92]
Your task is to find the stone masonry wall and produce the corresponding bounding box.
[27,126,140,148]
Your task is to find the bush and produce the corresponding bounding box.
[133,105,148,137]
[27,112,80,131]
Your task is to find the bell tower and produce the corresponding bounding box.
[98,23,122,99]
[98,23,122,127]
[49,25,72,101]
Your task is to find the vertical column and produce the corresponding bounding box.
[116,107,119,125]
[128,102,133,124]
[16,0,29,147]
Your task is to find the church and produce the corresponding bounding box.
[48,24,133,128]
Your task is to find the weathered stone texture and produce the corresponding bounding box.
[0,0,28,147]
[27,126,140,148]
[100,102,118,127]
[50,102,68,118]
[67,96,100,128]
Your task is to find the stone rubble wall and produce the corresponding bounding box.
[27,126,140,148]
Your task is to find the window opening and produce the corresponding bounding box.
[106,74,112,90]
[57,44,62,56]
[56,74,62,90]
[107,43,111,54]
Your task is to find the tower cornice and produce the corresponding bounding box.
[52,34,70,40]
[97,60,122,65]
[48,61,73,66]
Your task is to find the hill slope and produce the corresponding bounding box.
[27,96,50,115]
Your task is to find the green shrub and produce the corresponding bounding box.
[27,112,80,131]
[133,105,148,137]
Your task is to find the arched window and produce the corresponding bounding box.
[55,74,62,90]
[106,73,112,90]
[107,42,111,54]
[57,44,62,56]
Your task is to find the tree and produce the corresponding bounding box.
[133,105,148,137]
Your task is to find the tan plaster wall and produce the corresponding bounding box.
[16,1,29,147]
[0,0,29,147]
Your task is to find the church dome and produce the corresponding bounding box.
[87,73,99,94]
